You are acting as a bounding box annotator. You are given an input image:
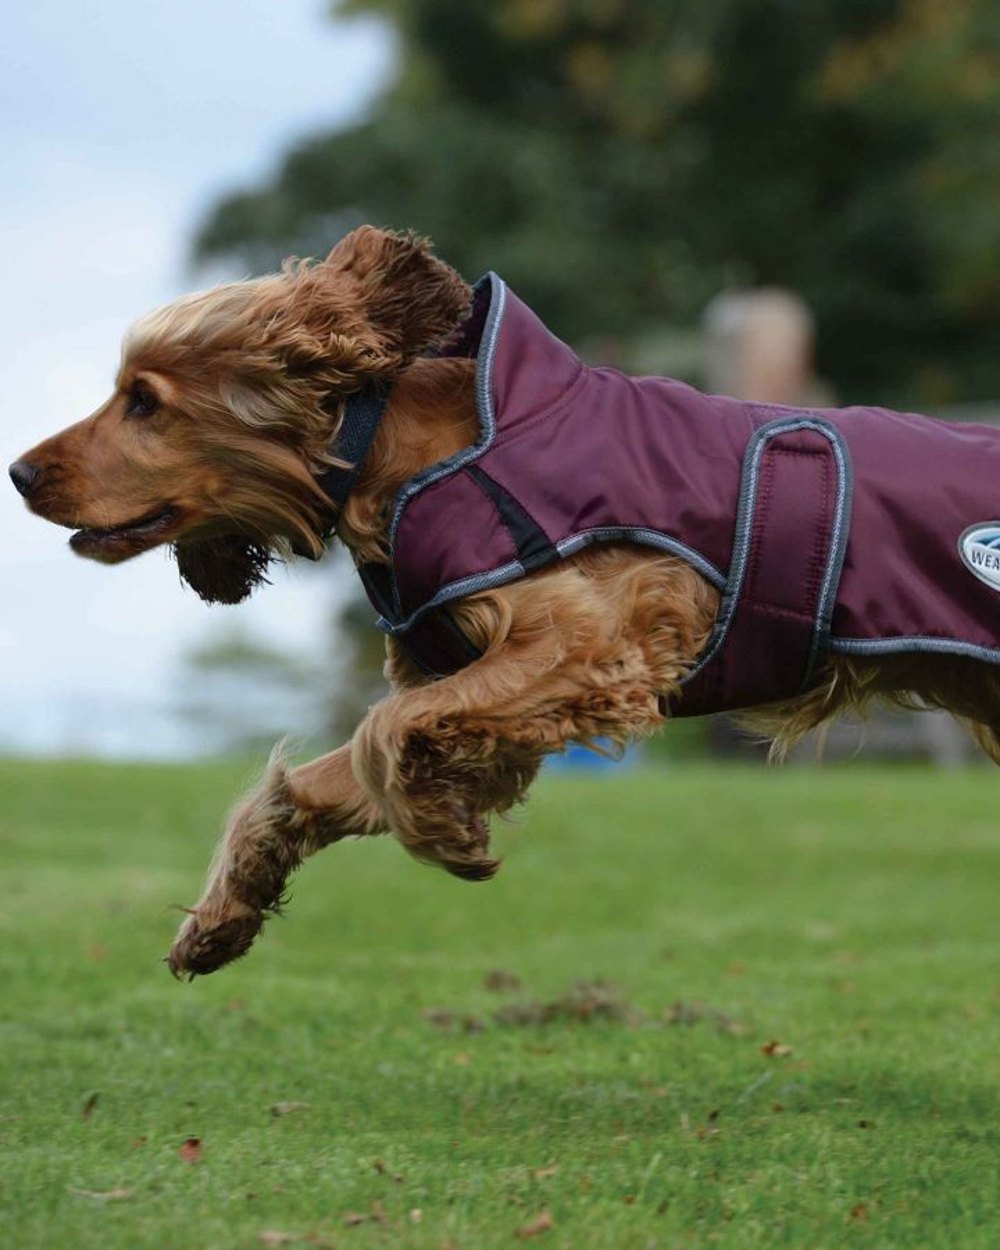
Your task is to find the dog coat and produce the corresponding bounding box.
[343,273,1000,717]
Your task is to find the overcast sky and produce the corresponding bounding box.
[1,0,393,756]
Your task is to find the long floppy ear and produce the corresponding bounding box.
[253,228,472,394]
[174,535,274,605]
[322,226,472,365]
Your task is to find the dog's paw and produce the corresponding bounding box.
[167,904,263,979]
[439,808,501,881]
[445,856,501,882]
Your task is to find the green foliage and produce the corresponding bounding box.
[5,758,1000,1246]
[197,0,999,406]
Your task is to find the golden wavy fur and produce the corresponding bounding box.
[12,225,1000,978]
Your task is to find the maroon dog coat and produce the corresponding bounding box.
[346,274,1000,716]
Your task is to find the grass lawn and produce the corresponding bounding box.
[2,757,1000,1248]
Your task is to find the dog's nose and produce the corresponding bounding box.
[8,459,41,499]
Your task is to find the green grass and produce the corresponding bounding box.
[3,758,1000,1248]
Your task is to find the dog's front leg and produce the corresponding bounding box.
[170,630,665,976]
[351,630,668,880]
[168,742,384,978]
[167,557,692,976]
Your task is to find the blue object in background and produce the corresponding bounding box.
[545,740,642,772]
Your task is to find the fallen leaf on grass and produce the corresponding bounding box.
[80,1092,100,1120]
[515,1208,554,1238]
[372,1157,405,1182]
[484,969,522,992]
[761,1040,793,1058]
[422,1006,487,1033]
[260,1234,335,1249]
[850,1203,870,1221]
[68,1187,134,1202]
[422,1007,455,1028]
[344,1211,367,1227]
[270,1101,310,1117]
[663,1001,745,1035]
[179,1136,203,1163]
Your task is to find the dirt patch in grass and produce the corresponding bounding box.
[423,978,745,1034]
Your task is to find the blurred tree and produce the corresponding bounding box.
[173,627,328,755]
[196,0,999,406]
[327,589,392,740]
[172,558,391,756]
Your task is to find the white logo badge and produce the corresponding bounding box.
[959,523,1000,591]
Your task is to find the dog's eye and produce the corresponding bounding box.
[126,386,159,418]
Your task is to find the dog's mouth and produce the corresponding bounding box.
[70,505,182,563]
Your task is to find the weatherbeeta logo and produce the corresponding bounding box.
[959,524,1000,591]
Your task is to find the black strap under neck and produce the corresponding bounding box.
[316,381,484,678]
[316,383,392,519]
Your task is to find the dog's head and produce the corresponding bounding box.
[9,227,471,602]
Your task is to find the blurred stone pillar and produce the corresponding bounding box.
[703,288,815,404]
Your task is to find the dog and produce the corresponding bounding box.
[11,225,1000,979]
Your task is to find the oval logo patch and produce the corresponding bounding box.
[959,523,1000,591]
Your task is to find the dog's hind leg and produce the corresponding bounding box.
[167,743,384,978]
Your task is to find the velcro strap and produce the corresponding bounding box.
[358,562,484,679]
[396,608,485,677]
[677,418,851,717]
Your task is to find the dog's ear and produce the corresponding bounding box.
[322,227,472,364]
[248,227,472,400]
[173,535,273,604]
